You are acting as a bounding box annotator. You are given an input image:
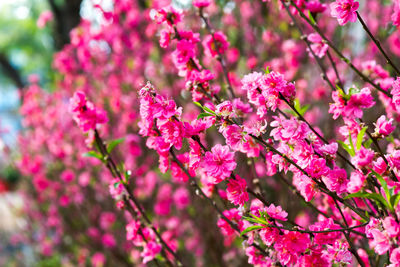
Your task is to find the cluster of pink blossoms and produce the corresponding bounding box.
[69,91,108,132]
[241,71,296,117]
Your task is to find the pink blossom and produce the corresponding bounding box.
[330,0,359,26]
[351,147,375,168]
[226,176,249,206]
[306,0,327,13]
[307,33,328,58]
[306,158,329,178]
[329,87,375,119]
[322,168,348,194]
[347,171,365,193]
[203,31,229,57]
[374,115,395,137]
[69,91,108,132]
[203,144,236,184]
[193,0,211,8]
[265,203,288,221]
[392,2,400,27]
[126,220,141,241]
[382,216,400,238]
[141,241,162,263]
[37,11,53,28]
[389,248,400,267]
[91,252,106,267]
[173,187,190,209]
[370,229,390,255]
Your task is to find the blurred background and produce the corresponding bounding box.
[0,1,104,265]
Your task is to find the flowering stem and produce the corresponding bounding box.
[286,0,391,97]
[169,148,269,257]
[93,130,184,267]
[198,9,236,98]
[356,11,400,76]
[281,1,336,91]
[359,119,399,182]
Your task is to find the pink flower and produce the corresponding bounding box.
[203,144,236,184]
[370,229,390,255]
[141,241,162,263]
[193,0,212,8]
[382,216,400,238]
[326,241,352,265]
[91,252,105,267]
[306,158,329,178]
[347,171,365,193]
[69,91,108,132]
[203,31,229,57]
[322,168,348,194]
[329,87,375,120]
[154,6,182,26]
[389,248,400,267]
[215,100,233,118]
[330,0,359,26]
[37,11,53,28]
[309,218,341,245]
[101,233,116,248]
[275,231,310,265]
[351,147,374,168]
[126,220,141,241]
[226,176,249,206]
[265,204,288,221]
[306,0,327,13]
[392,77,400,111]
[307,33,328,58]
[374,115,395,137]
[173,187,190,209]
[392,2,400,27]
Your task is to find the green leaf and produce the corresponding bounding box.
[197,113,215,119]
[299,104,310,116]
[348,87,360,96]
[242,216,263,224]
[345,192,389,209]
[107,138,125,153]
[356,127,368,150]
[240,225,264,236]
[193,101,203,108]
[82,151,103,161]
[264,66,270,74]
[348,132,355,156]
[308,10,316,25]
[202,106,216,115]
[391,193,400,209]
[337,140,355,157]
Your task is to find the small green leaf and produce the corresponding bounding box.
[197,113,215,119]
[337,140,355,157]
[242,216,263,224]
[264,66,270,74]
[107,138,125,153]
[345,192,389,209]
[193,101,203,108]
[348,87,360,96]
[356,127,368,150]
[82,151,103,161]
[308,10,316,25]
[240,225,264,236]
[300,104,310,116]
[391,194,400,209]
[348,132,355,156]
[202,106,216,115]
